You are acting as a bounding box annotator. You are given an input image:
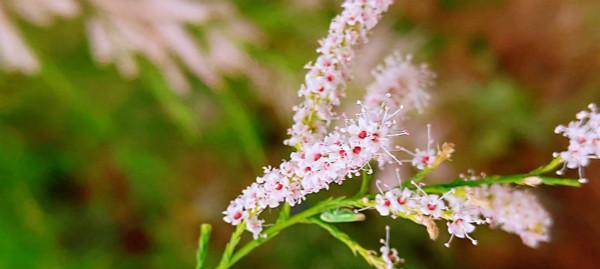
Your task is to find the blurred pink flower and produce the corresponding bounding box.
[0,0,78,73]
[86,0,223,94]
[0,0,263,93]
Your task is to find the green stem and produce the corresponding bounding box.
[227,197,361,268]
[421,175,579,194]
[528,157,563,176]
[216,223,246,269]
[196,224,212,269]
[276,204,291,224]
[307,218,386,268]
[356,172,372,197]
[411,164,436,183]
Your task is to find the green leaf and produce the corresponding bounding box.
[320,208,365,223]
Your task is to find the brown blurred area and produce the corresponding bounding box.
[396,1,600,268]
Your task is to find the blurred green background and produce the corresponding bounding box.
[1,0,599,269]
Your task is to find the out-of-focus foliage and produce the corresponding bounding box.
[0,0,599,269]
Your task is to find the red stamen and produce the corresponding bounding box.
[371,133,379,142]
[233,212,242,220]
[353,146,361,154]
[358,130,367,139]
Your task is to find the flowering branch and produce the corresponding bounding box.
[204,0,597,267]
[206,155,581,269]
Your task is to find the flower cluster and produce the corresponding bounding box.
[222,0,443,239]
[224,103,405,237]
[364,53,433,114]
[475,184,552,248]
[286,0,394,147]
[554,103,599,182]
[372,181,552,248]
[223,48,438,237]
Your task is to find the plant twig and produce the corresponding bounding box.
[307,218,387,269]
[227,197,362,268]
[276,204,291,224]
[528,157,563,176]
[356,172,372,197]
[420,175,579,194]
[196,224,212,269]
[216,223,246,269]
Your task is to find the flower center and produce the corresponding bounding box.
[233,212,242,220]
[371,133,380,142]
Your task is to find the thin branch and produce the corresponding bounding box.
[227,197,361,268]
[356,172,372,197]
[307,218,387,269]
[196,224,212,269]
[216,223,246,269]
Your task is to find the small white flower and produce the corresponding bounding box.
[398,124,438,170]
[375,193,392,216]
[419,194,445,218]
[246,215,265,240]
[445,215,478,247]
[222,199,247,225]
[388,188,415,214]
[379,226,403,269]
[553,104,599,182]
